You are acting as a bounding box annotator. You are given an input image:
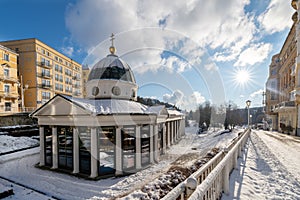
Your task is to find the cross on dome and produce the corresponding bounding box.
[109,33,116,54]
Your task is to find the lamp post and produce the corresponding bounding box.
[246,100,251,128]
[19,76,29,112]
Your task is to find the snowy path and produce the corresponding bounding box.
[223,130,300,200]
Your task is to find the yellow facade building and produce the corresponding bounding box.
[266,5,298,135]
[0,38,82,110]
[82,66,90,98]
[0,45,19,114]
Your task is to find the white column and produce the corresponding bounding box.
[167,122,171,148]
[149,125,154,164]
[135,126,142,170]
[73,127,79,174]
[90,127,98,178]
[115,127,123,176]
[154,124,159,162]
[171,121,174,145]
[163,123,167,153]
[39,126,45,166]
[52,127,58,169]
[178,120,181,139]
[175,121,178,141]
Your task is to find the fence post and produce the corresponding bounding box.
[222,162,229,195]
[185,177,198,198]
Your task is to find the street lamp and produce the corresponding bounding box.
[246,100,251,128]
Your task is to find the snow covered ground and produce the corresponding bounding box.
[0,135,39,154]
[0,127,240,200]
[223,130,300,200]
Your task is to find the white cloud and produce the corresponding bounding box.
[65,0,259,71]
[204,63,218,71]
[250,89,264,98]
[163,90,184,105]
[258,0,294,34]
[61,46,74,57]
[163,90,205,110]
[234,43,272,67]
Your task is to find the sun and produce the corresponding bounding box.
[235,69,250,85]
[232,68,254,88]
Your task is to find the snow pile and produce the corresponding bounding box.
[118,148,219,200]
[0,135,39,154]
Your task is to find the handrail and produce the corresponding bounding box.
[162,129,250,200]
[188,129,250,199]
[162,150,225,200]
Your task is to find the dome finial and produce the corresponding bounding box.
[109,33,116,54]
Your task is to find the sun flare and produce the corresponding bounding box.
[235,69,250,85]
[231,67,255,89]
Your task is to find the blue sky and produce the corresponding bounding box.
[0,0,295,110]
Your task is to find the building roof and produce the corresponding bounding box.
[30,94,156,117]
[88,54,136,83]
[63,95,150,115]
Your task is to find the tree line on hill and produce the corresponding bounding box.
[137,96,265,130]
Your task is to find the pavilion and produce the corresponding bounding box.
[30,35,185,178]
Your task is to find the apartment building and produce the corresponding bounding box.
[82,65,90,98]
[0,45,19,114]
[266,8,298,135]
[265,54,280,130]
[0,38,82,110]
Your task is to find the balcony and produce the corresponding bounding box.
[38,84,52,89]
[0,74,19,83]
[37,73,52,79]
[74,84,81,89]
[272,101,296,113]
[38,62,52,69]
[73,75,81,80]
[0,91,19,99]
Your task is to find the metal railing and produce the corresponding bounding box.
[162,129,251,200]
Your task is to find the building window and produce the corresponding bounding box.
[42,68,50,77]
[122,126,136,171]
[4,85,10,93]
[55,83,63,91]
[42,92,51,100]
[65,68,72,76]
[5,102,11,111]
[4,68,9,77]
[98,127,115,175]
[42,79,51,87]
[3,53,9,61]
[141,125,150,166]
[78,127,91,175]
[57,126,73,170]
[44,126,52,166]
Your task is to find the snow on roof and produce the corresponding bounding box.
[62,95,153,115]
[147,105,167,115]
[167,109,184,116]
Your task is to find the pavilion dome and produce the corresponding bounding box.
[86,34,138,101]
[88,54,136,83]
